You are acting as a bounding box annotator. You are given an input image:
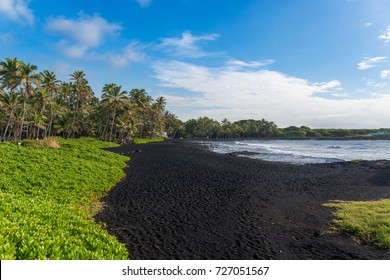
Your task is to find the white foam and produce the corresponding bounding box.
[203,139,390,164]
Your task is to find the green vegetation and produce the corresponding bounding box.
[276,126,390,139]
[183,117,278,139]
[181,117,390,139]
[324,199,390,250]
[0,138,129,259]
[133,137,165,144]
[350,159,364,163]
[0,58,169,143]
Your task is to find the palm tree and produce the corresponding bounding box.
[221,118,232,139]
[55,113,74,138]
[32,89,50,115]
[149,96,166,137]
[115,115,138,142]
[101,83,128,142]
[11,106,23,141]
[129,88,152,138]
[31,89,51,139]
[0,89,21,141]
[164,111,183,138]
[0,57,19,90]
[41,70,60,137]
[10,61,42,140]
[2,57,191,142]
[29,112,47,139]
[69,70,94,137]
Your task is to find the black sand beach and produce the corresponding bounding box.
[96,140,390,259]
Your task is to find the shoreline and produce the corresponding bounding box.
[96,140,390,259]
[188,137,390,142]
[193,138,390,165]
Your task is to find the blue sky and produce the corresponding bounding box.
[1,0,390,128]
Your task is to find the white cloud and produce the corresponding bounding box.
[46,14,122,58]
[378,25,390,42]
[331,92,350,98]
[0,0,34,24]
[225,59,274,69]
[381,70,390,79]
[92,41,145,68]
[364,78,387,88]
[364,22,373,27]
[357,57,387,70]
[135,0,152,8]
[45,14,144,68]
[153,60,390,128]
[312,80,342,93]
[159,31,220,58]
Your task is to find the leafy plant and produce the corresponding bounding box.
[133,137,165,144]
[0,138,129,259]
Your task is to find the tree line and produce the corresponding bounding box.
[176,117,278,139]
[1,57,388,143]
[0,57,177,142]
[165,117,390,140]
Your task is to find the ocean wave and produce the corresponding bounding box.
[202,139,390,164]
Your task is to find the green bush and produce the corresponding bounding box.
[350,159,364,163]
[0,138,129,259]
[133,137,165,144]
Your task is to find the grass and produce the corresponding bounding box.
[133,136,165,144]
[0,138,129,259]
[324,199,390,250]
[350,159,364,163]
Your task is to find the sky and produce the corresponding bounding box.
[1,0,390,128]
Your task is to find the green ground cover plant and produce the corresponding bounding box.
[133,137,165,144]
[324,199,390,250]
[0,138,129,259]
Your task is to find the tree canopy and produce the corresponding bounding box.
[0,58,171,142]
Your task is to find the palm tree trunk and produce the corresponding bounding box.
[139,108,145,138]
[48,96,54,137]
[101,118,108,141]
[27,124,33,139]
[19,84,30,140]
[70,94,80,138]
[109,105,117,142]
[19,100,26,140]
[47,118,52,138]
[3,118,11,142]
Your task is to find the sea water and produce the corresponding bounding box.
[199,139,390,164]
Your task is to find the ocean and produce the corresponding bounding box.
[199,139,390,164]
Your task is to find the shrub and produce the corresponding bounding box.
[0,138,129,259]
[133,137,165,144]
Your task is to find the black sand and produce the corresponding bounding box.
[96,140,390,259]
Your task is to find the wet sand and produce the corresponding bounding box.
[96,140,390,259]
